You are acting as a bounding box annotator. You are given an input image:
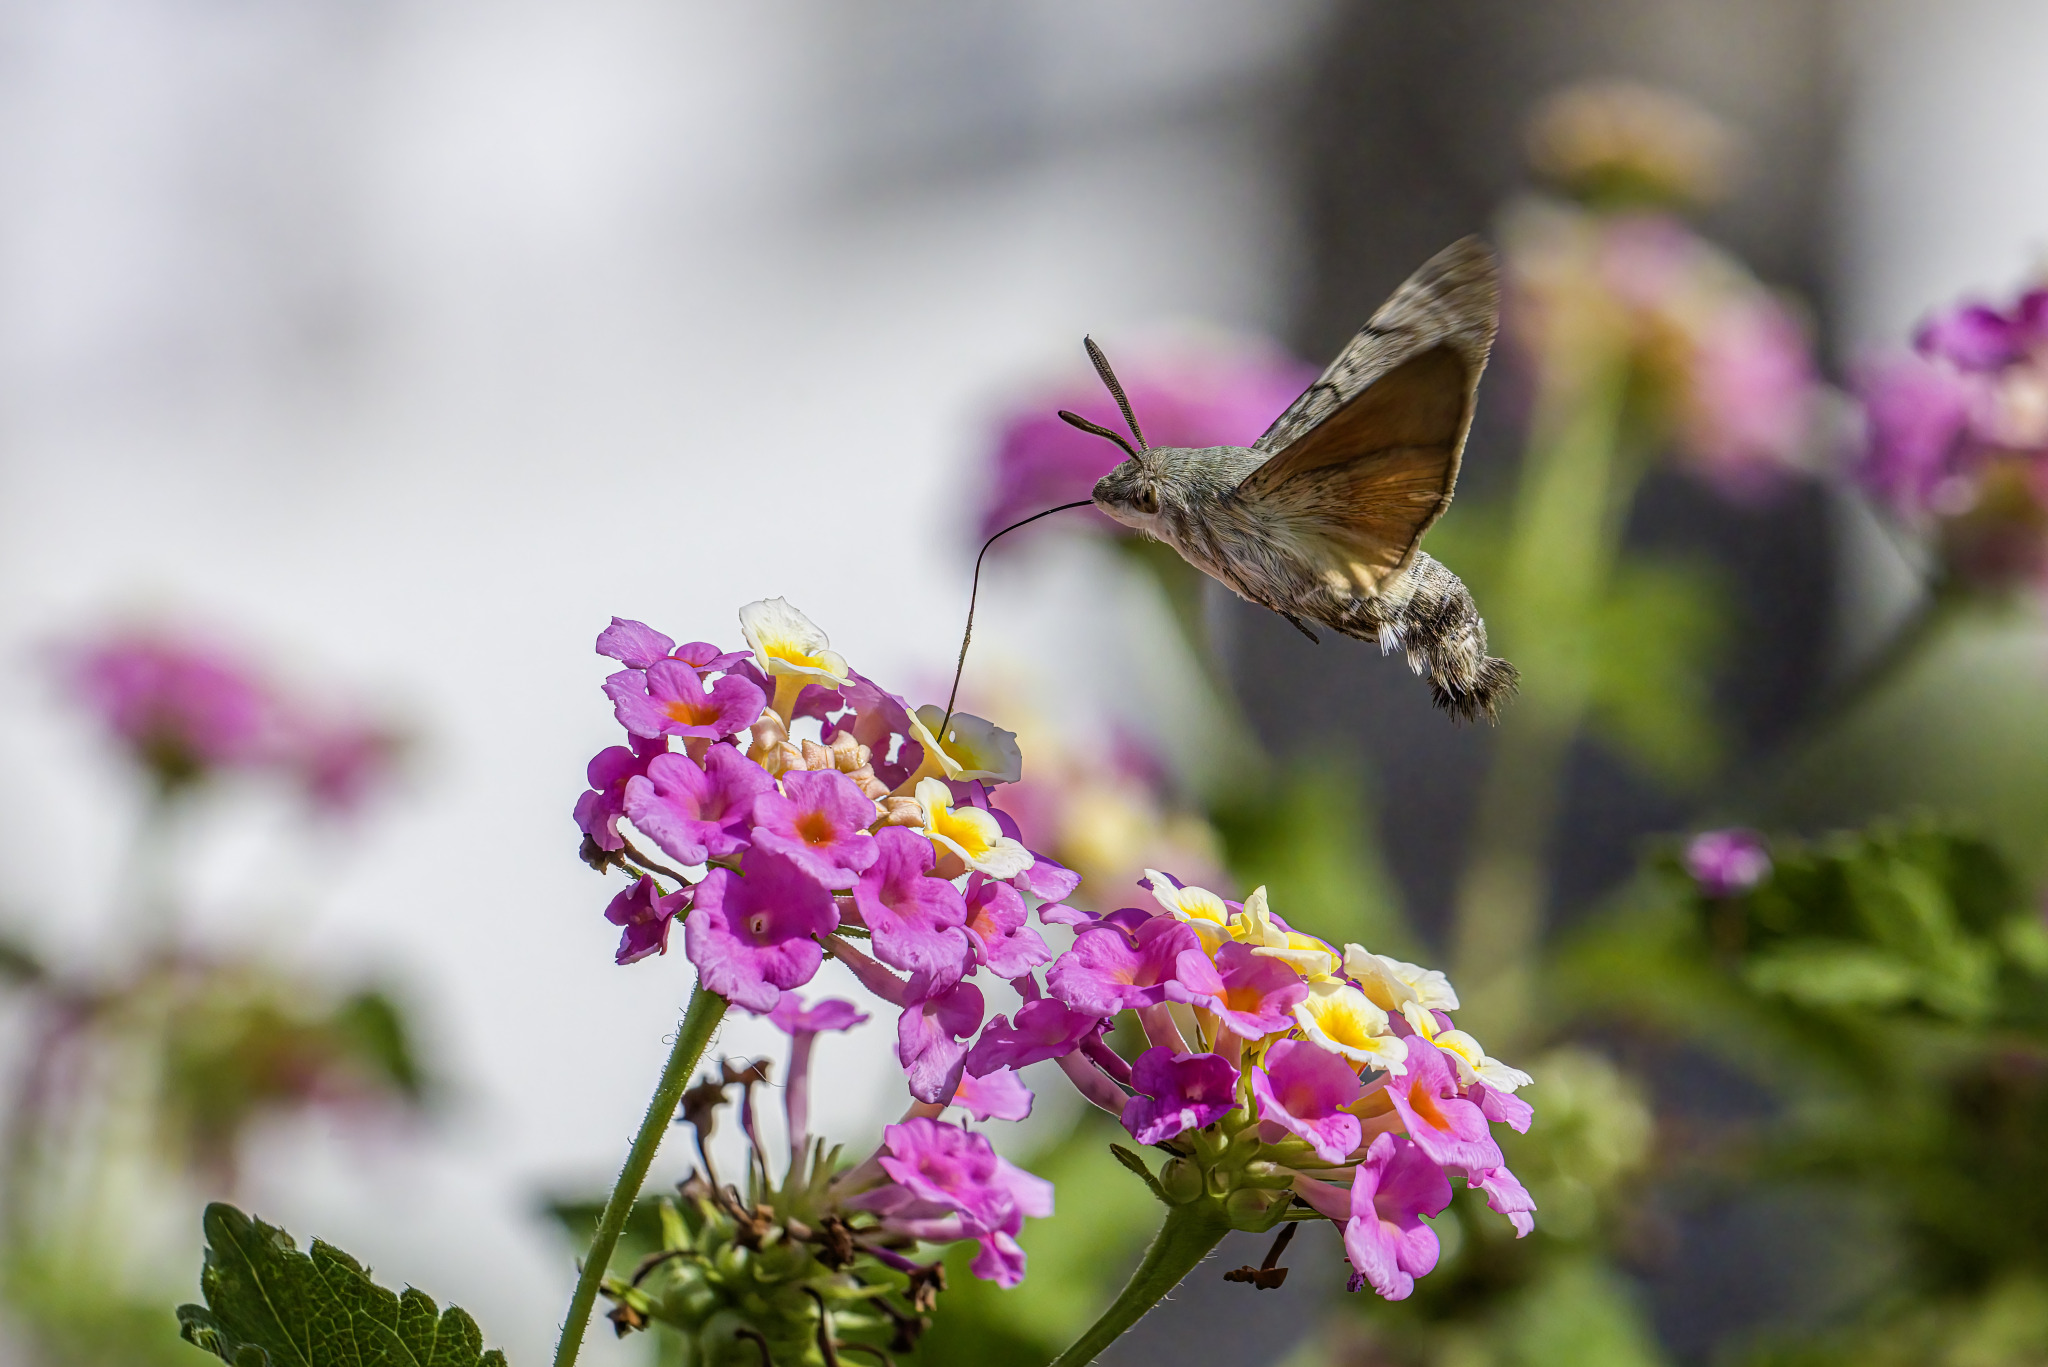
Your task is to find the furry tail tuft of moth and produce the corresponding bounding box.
[1340,551,1518,725]
[1432,655,1520,726]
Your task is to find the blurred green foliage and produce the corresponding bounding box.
[1559,822,2048,1367]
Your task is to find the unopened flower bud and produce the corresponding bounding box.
[746,716,791,772]
[877,796,925,827]
[1159,1157,1204,1205]
[1224,1187,1284,1231]
[827,731,871,772]
[757,741,804,777]
[849,766,889,801]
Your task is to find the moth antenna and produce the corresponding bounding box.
[1058,409,1140,461]
[1083,335,1148,451]
[942,499,1095,732]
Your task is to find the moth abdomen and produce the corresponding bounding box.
[1332,553,1518,724]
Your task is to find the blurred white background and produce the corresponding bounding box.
[1,1,2046,1362]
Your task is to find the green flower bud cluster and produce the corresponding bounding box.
[601,1149,934,1366]
[1142,1105,1305,1235]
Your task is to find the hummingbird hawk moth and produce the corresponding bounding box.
[1076,236,1517,722]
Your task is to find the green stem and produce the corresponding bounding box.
[553,986,728,1367]
[1046,1200,1229,1367]
[1450,355,1639,1046]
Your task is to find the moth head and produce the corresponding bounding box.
[1090,458,1163,527]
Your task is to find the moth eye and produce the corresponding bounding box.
[1135,486,1160,515]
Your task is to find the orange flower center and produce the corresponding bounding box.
[1221,984,1266,1015]
[662,696,719,726]
[795,811,836,846]
[1406,1079,1450,1133]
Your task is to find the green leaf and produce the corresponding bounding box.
[1107,1144,1167,1204]
[178,1203,507,1367]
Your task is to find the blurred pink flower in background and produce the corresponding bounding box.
[1684,827,1771,897]
[61,625,403,809]
[66,632,272,786]
[988,713,1227,911]
[1852,282,2048,588]
[1681,294,1820,501]
[979,337,1316,541]
[1505,202,1821,503]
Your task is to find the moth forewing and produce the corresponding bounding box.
[1085,235,1518,721]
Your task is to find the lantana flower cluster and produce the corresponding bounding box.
[574,598,1080,1285]
[1504,81,1820,505]
[63,627,401,811]
[600,996,1049,1358]
[1854,283,2048,588]
[1503,199,1819,503]
[988,873,1537,1301]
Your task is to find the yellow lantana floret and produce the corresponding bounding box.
[1344,944,1460,1034]
[1292,981,1409,1075]
[915,778,1032,879]
[1145,869,1232,947]
[1236,886,1338,979]
[909,706,1024,785]
[1433,1029,1534,1093]
[738,599,852,719]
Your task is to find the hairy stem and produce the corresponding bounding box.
[1046,1200,1229,1367]
[553,986,728,1367]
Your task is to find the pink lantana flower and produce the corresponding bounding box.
[1473,1081,1535,1134]
[1461,1161,1537,1237]
[960,874,1052,980]
[1120,1047,1239,1146]
[1009,851,1082,904]
[1385,1041,1504,1172]
[951,1067,1034,1122]
[683,848,840,1012]
[574,739,662,853]
[596,616,750,673]
[604,659,765,742]
[623,746,775,865]
[964,997,1101,1075]
[1343,1133,1454,1300]
[766,994,867,1159]
[1168,941,1309,1039]
[853,1117,1053,1288]
[750,768,879,890]
[1046,916,1201,1017]
[603,874,688,966]
[596,617,677,669]
[854,827,971,990]
[1251,1038,1364,1163]
[897,980,986,1104]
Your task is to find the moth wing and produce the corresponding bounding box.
[1238,236,1498,594]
